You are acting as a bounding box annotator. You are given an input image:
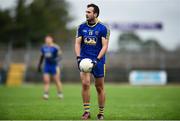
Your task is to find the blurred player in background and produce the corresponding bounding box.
[75,3,110,120]
[38,35,63,100]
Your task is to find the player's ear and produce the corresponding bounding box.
[94,13,97,18]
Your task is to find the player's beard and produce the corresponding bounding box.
[86,16,96,25]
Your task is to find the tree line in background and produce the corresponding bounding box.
[0,0,179,52]
[118,31,167,52]
[0,0,74,47]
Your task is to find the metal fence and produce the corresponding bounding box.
[0,42,180,83]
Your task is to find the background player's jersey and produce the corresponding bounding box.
[41,44,61,65]
[76,21,110,64]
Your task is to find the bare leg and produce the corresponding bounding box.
[95,77,105,116]
[43,74,50,99]
[53,71,63,93]
[53,68,63,98]
[80,72,91,103]
[80,72,91,119]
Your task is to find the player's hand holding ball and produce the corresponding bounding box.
[76,56,82,70]
[92,58,100,68]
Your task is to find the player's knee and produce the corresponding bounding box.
[54,78,60,83]
[44,81,49,85]
[82,80,90,90]
[44,79,50,85]
[95,85,104,94]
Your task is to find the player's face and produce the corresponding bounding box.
[45,36,53,45]
[86,7,96,21]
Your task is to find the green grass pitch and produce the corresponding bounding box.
[0,84,180,120]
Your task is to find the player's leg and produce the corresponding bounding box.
[80,72,91,119]
[43,74,51,100]
[92,63,106,120]
[52,66,63,99]
[95,77,105,120]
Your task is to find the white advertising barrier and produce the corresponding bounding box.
[129,70,167,85]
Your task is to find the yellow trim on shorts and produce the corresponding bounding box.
[104,64,106,77]
[56,66,60,75]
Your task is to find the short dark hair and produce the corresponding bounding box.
[87,3,100,17]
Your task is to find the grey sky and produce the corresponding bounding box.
[0,0,180,51]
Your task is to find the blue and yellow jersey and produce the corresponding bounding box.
[41,43,61,65]
[76,20,110,63]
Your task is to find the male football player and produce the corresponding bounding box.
[75,3,110,120]
[38,35,63,100]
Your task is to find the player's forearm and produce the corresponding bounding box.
[75,43,81,57]
[75,37,82,57]
[97,45,108,59]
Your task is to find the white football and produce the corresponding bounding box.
[79,58,93,73]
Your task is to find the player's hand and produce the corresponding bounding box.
[92,58,100,68]
[76,56,81,70]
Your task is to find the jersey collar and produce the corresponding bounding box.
[86,18,99,27]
